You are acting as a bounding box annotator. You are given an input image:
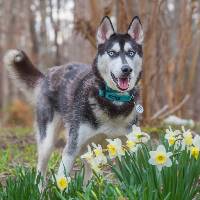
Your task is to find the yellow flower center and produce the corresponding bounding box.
[107,144,117,156]
[126,140,136,149]
[169,136,175,145]
[155,152,167,165]
[184,134,193,145]
[94,149,102,156]
[57,177,68,191]
[191,147,199,160]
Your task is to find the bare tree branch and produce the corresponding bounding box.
[159,95,190,120]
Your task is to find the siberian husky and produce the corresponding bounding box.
[4,16,144,181]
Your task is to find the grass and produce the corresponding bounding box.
[0,126,61,184]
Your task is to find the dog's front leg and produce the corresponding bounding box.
[57,122,94,179]
[57,123,82,178]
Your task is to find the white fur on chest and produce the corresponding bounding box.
[77,97,137,147]
[89,97,136,129]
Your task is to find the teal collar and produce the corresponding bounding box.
[98,85,133,102]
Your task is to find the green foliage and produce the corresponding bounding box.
[1,126,200,199]
[109,142,200,200]
[0,167,121,200]
[0,168,41,200]
[1,140,200,200]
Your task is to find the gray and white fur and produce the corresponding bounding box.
[4,16,144,182]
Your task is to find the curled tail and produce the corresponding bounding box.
[4,50,44,101]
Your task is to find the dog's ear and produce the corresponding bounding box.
[96,16,115,45]
[127,16,144,45]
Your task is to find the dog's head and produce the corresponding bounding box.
[95,16,143,92]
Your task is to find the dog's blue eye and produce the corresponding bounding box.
[108,51,117,57]
[128,50,136,57]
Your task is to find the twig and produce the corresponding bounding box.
[150,104,169,120]
[159,95,190,120]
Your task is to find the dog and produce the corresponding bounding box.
[4,16,144,182]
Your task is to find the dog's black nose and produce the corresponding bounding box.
[121,65,132,74]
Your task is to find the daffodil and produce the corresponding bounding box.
[181,127,193,150]
[92,143,107,164]
[126,140,137,152]
[190,135,200,160]
[193,135,200,148]
[89,158,102,173]
[80,145,93,162]
[148,145,172,171]
[57,176,71,191]
[127,125,150,143]
[106,138,125,159]
[125,133,138,152]
[191,146,199,160]
[184,133,193,146]
[165,133,175,146]
[81,144,105,173]
[165,127,181,146]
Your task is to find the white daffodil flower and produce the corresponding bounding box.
[165,128,176,146]
[80,145,94,162]
[127,125,150,143]
[165,127,181,147]
[148,145,172,171]
[193,135,200,148]
[92,143,107,165]
[89,158,101,173]
[106,138,125,159]
[56,176,71,191]
[125,134,138,152]
[125,140,138,152]
[81,144,104,173]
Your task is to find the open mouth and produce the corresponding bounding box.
[111,72,130,91]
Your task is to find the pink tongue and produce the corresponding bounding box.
[118,78,129,90]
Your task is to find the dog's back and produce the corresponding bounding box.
[4,49,94,131]
[37,63,95,126]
